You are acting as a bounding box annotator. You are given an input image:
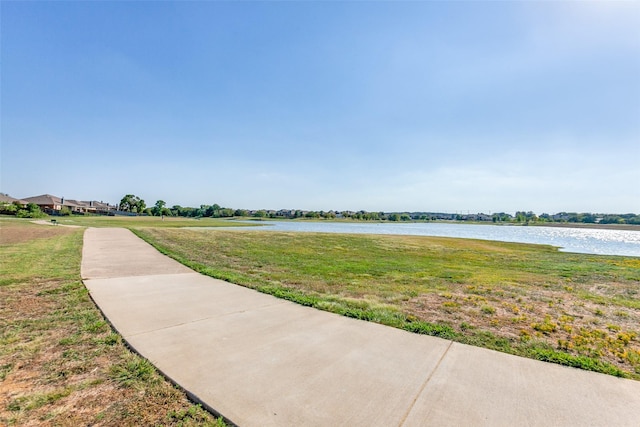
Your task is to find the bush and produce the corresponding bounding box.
[8,202,46,218]
[0,202,18,215]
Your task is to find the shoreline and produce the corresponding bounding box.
[241,217,640,232]
[527,222,640,232]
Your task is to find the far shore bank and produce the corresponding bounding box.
[240,217,640,232]
[527,222,640,232]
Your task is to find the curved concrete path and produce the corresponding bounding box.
[81,228,640,426]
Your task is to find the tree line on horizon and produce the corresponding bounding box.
[1,193,637,225]
[115,194,640,225]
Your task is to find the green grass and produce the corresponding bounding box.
[134,227,640,380]
[0,219,227,426]
[48,214,258,229]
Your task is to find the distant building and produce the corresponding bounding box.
[22,194,65,213]
[85,200,115,215]
[21,194,116,215]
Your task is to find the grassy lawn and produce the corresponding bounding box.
[135,228,640,380]
[0,219,226,426]
[48,215,255,229]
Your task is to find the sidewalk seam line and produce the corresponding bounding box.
[125,301,289,338]
[398,340,453,427]
[82,272,195,281]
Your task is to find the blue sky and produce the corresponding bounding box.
[2,1,639,214]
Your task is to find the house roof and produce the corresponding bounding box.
[22,194,62,205]
[83,201,113,209]
[23,194,83,208]
[21,194,116,210]
[65,199,90,208]
[0,194,28,204]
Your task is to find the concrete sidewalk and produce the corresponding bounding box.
[82,228,640,426]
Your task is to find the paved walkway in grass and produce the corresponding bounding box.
[81,227,640,427]
[32,219,83,228]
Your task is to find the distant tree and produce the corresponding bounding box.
[599,215,621,224]
[152,200,166,216]
[202,203,222,217]
[491,213,509,222]
[515,211,538,223]
[219,208,234,217]
[567,213,580,223]
[363,212,379,220]
[627,215,640,225]
[195,205,209,217]
[180,206,197,217]
[119,194,146,213]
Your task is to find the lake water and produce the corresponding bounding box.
[221,221,640,257]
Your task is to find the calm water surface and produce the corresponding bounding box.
[221,221,640,257]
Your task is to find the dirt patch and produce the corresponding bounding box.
[0,223,76,245]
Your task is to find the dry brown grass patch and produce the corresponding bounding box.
[0,222,76,245]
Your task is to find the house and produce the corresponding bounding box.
[276,209,296,218]
[64,199,93,214]
[22,194,65,213]
[21,194,114,215]
[83,200,116,215]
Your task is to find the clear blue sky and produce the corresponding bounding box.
[2,1,639,214]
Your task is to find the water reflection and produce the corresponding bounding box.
[219,221,640,257]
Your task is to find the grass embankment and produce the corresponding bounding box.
[135,228,640,380]
[0,219,225,426]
